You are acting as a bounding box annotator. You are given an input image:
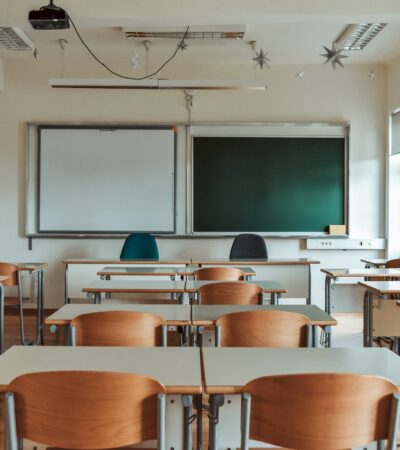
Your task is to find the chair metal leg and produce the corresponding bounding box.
[70,325,76,346]
[377,440,384,450]
[182,395,193,450]
[240,393,251,450]
[208,394,224,450]
[157,393,166,450]
[161,324,168,347]
[4,392,18,450]
[387,392,400,450]
[215,324,221,347]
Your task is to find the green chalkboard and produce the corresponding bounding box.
[193,136,346,232]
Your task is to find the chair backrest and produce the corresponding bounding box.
[198,282,262,305]
[0,262,19,287]
[242,373,399,450]
[70,311,166,346]
[5,371,166,449]
[194,267,245,281]
[215,310,309,347]
[229,234,268,259]
[120,233,159,260]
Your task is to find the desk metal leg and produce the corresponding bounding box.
[37,269,45,345]
[368,292,374,347]
[324,276,332,347]
[307,264,312,305]
[105,275,111,299]
[312,325,317,347]
[196,394,202,450]
[64,264,69,304]
[0,282,4,354]
[94,292,101,304]
[182,395,193,450]
[363,291,370,347]
[209,394,224,450]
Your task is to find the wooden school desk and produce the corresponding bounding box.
[321,268,400,346]
[358,281,400,347]
[16,263,47,346]
[185,280,286,305]
[361,258,388,268]
[63,258,191,303]
[0,346,202,450]
[46,304,191,328]
[202,347,400,450]
[191,304,336,347]
[177,265,256,280]
[191,258,319,304]
[0,275,9,353]
[82,280,186,304]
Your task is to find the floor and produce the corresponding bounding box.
[0,312,396,449]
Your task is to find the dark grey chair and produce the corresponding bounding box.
[229,234,268,259]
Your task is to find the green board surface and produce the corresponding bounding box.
[193,136,345,232]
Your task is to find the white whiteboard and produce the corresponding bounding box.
[38,127,175,233]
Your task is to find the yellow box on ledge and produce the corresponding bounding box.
[328,225,346,235]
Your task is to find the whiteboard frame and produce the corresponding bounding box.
[29,124,177,235]
[187,122,350,236]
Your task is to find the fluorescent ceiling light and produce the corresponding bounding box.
[0,27,36,51]
[49,78,267,90]
[335,23,387,51]
[123,25,246,40]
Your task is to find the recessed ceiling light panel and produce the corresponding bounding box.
[335,23,387,51]
[0,27,35,50]
[123,25,246,40]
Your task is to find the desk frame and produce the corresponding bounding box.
[191,259,319,305]
[323,268,400,347]
[358,281,400,350]
[64,259,190,304]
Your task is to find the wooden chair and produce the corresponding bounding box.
[0,262,29,345]
[215,310,310,347]
[198,282,263,305]
[241,373,400,450]
[70,311,167,346]
[4,371,166,450]
[194,267,245,281]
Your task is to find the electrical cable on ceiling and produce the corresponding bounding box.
[67,14,189,80]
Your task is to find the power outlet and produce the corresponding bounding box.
[306,238,386,250]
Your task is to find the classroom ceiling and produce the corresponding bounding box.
[1,0,400,68]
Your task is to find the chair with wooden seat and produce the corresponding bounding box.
[194,267,245,281]
[0,262,29,345]
[215,310,310,347]
[69,311,167,347]
[240,373,400,450]
[4,371,166,450]
[198,282,263,305]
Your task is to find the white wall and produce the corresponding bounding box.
[0,59,387,309]
[0,58,3,91]
[387,55,400,257]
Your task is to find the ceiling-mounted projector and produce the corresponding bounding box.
[29,1,69,30]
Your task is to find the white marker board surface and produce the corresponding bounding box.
[38,127,176,233]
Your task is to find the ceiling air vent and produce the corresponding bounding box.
[335,23,387,51]
[123,25,246,40]
[0,27,35,50]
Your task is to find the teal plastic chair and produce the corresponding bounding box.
[120,234,159,260]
